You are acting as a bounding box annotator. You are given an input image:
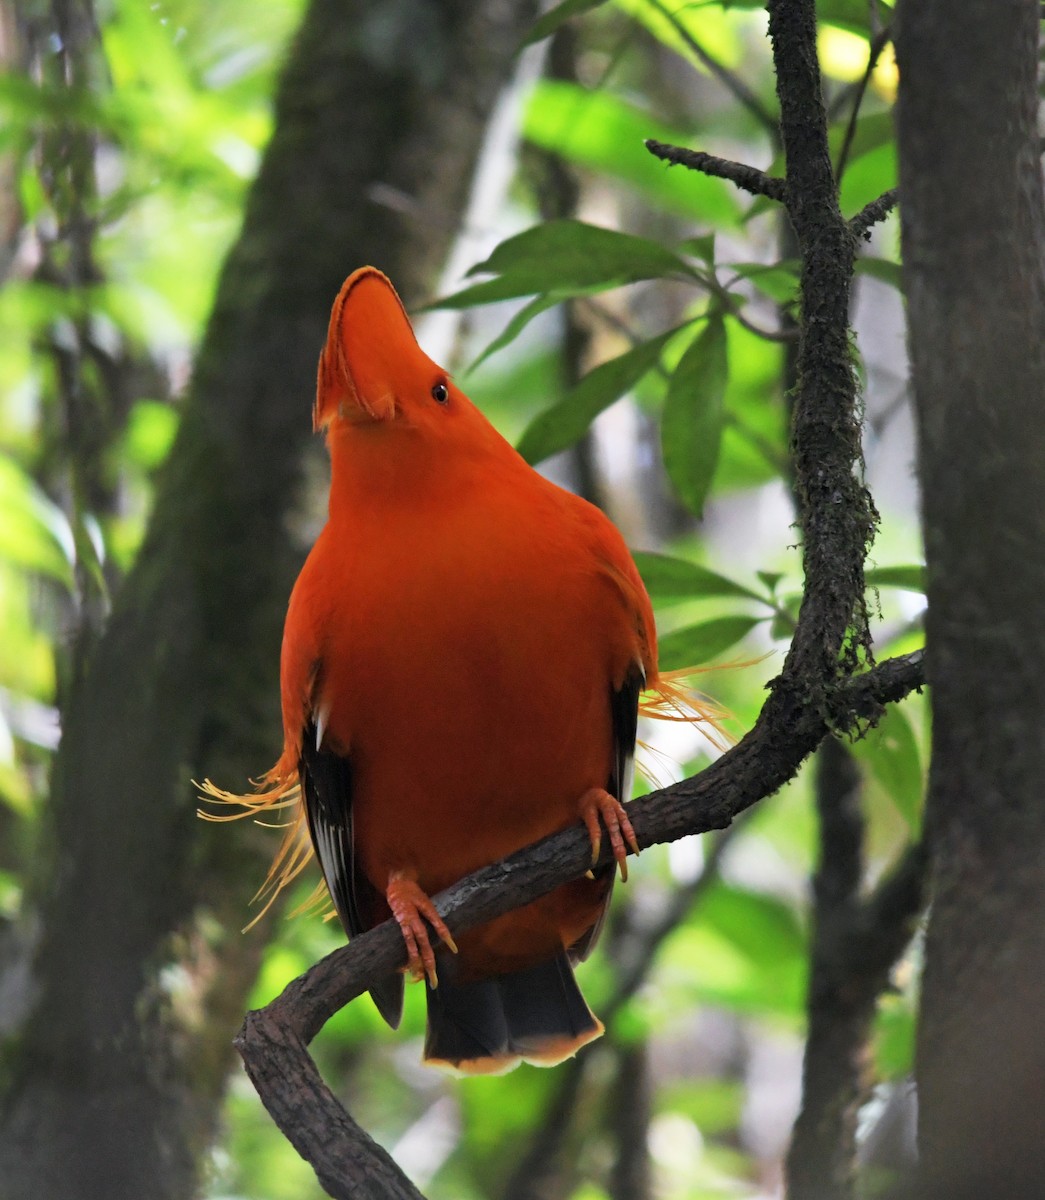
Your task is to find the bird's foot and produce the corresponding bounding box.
[386,870,457,988]
[577,787,640,882]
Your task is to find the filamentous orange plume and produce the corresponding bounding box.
[200,267,724,1073]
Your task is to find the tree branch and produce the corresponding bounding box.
[786,739,927,1200]
[835,27,893,182]
[851,188,900,239]
[237,654,924,1197]
[644,138,787,202]
[607,1043,653,1200]
[237,1016,425,1200]
[644,0,777,134]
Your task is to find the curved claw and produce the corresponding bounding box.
[386,870,458,988]
[578,787,640,882]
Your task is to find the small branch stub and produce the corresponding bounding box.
[851,188,900,239]
[644,138,787,202]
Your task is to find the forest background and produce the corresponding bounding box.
[0,2,1042,1199]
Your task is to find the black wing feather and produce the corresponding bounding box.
[570,660,644,962]
[300,718,404,1028]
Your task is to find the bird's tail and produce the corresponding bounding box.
[423,950,603,1075]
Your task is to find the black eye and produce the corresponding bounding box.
[431,382,449,405]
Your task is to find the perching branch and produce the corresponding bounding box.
[235,1017,425,1200]
[645,138,787,202]
[238,655,924,1199]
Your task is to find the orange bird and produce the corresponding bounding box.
[203,267,710,1073]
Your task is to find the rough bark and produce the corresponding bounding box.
[608,1044,653,1200]
[895,1,1045,1196]
[785,740,925,1200]
[0,2,538,1198]
[788,739,868,1200]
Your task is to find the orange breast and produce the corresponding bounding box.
[305,476,644,971]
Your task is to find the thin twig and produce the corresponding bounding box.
[604,817,748,1023]
[645,138,787,202]
[722,298,798,343]
[851,188,900,239]
[835,27,893,183]
[645,0,777,134]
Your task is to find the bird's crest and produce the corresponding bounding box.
[314,267,424,430]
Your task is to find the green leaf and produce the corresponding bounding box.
[620,0,746,77]
[515,327,681,464]
[700,883,806,967]
[0,457,73,587]
[840,142,897,218]
[770,609,797,640]
[727,260,800,305]
[680,233,716,264]
[467,293,563,372]
[652,881,807,1019]
[875,991,917,1079]
[469,218,689,285]
[657,615,763,670]
[123,400,179,472]
[866,564,926,592]
[856,257,903,290]
[661,315,729,516]
[853,703,924,828]
[817,0,894,36]
[434,220,694,310]
[632,551,764,604]
[523,81,741,225]
[713,318,787,491]
[522,0,608,45]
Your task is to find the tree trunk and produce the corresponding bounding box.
[0,2,537,1198]
[895,2,1045,1196]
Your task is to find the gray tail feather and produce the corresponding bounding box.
[423,950,602,1071]
[369,972,404,1030]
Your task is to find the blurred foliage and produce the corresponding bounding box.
[0,0,923,1197]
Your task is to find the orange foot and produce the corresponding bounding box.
[386,869,458,988]
[578,787,640,882]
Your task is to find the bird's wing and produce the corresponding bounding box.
[569,659,644,963]
[300,716,404,1028]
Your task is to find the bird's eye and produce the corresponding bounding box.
[431,382,449,405]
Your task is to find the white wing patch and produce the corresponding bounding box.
[314,701,331,751]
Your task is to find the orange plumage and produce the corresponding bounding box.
[203,267,712,1073]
